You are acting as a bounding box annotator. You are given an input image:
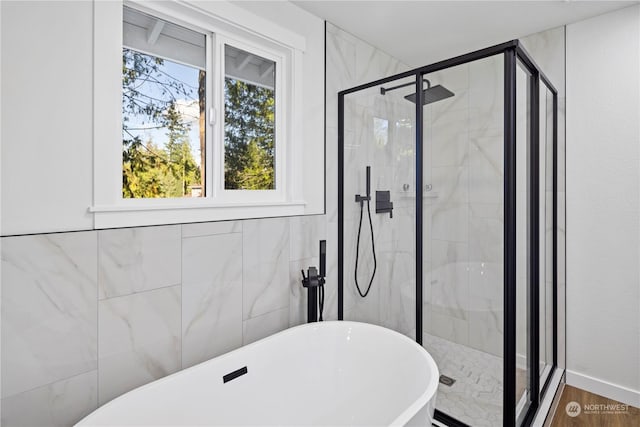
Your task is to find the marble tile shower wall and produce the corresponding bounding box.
[334,27,560,357]
[422,54,506,357]
[421,27,566,360]
[342,86,417,337]
[326,23,420,338]
[333,28,563,360]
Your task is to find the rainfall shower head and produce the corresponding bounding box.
[380,79,454,105]
[404,84,454,105]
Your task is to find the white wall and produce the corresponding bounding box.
[566,4,640,407]
[1,1,95,235]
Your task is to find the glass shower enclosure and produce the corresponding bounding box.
[337,41,560,426]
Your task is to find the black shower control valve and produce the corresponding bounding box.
[376,190,394,218]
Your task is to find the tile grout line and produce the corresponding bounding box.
[3,368,98,402]
[182,231,243,240]
[100,282,182,302]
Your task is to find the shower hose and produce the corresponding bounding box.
[354,197,377,297]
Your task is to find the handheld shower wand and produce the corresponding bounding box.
[354,166,377,297]
[366,165,371,203]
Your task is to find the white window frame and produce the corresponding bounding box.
[91,0,307,228]
[213,34,287,203]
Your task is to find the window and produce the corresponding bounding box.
[224,44,276,190]
[121,6,284,201]
[92,0,324,228]
[122,8,206,199]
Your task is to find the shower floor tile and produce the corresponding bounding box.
[423,333,503,426]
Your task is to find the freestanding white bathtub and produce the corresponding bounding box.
[77,321,439,426]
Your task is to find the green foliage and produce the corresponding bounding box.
[122,48,275,197]
[164,103,201,196]
[122,48,201,198]
[224,78,275,190]
[122,141,170,198]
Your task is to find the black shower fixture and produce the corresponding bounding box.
[380,79,454,105]
[354,166,377,298]
[301,240,326,323]
[375,190,393,218]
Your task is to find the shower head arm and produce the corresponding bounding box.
[380,79,431,95]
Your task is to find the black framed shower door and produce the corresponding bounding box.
[337,40,560,427]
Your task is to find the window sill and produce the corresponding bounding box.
[91,200,307,229]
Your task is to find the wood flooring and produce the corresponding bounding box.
[550,384,640,427]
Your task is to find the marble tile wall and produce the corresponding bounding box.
[1,232,98,427]
[0,216,327,426]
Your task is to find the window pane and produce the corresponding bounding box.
[224,44,276,190]
[122,8,206,198]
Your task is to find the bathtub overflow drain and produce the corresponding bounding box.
[439,375,456,387]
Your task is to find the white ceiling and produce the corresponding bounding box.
[292,0,637,67]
